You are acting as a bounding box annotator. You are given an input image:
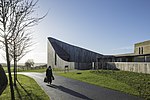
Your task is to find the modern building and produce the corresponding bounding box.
[96,40,150,74]
[47,37,104,70]
[134,40,150,55]
[114,40,150,62]
[47,37,150,73]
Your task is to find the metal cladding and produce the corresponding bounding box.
[47,37,103,69]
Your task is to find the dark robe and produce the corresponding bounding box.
[46,68,53,83]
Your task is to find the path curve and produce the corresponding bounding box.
[18,72,143,100]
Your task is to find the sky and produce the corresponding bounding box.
[1,0,150,63]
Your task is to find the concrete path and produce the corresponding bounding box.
[19,72,143,100]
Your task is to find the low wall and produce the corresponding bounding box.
[107,62,150,74]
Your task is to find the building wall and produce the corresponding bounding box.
[134,40,150,55]
[107,62,150,74]
[47,40,75,69]
[48,37,103,63]
[47,37,103,70]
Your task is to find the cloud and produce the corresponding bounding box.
[111,46,133,55]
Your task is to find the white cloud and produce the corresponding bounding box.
[112,46,133,54]
[112,46,133,51]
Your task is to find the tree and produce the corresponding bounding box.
[0,0,46,99]
[9,32,33,86]
[0,1,17,99]
[25,59,34,69]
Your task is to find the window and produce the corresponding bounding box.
[141,47,143,54]
[139,47,144,54]
[139,47,140,54]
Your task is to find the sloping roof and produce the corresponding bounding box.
[48,37,103,62]
[48,37,103,55]
[50,41,70,61]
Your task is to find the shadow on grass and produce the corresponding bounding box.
[15,80,42,100]
[47,84,93,100]
[15,85,22,100]
[15,80,33,100]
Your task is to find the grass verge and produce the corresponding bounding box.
[57,70,150,99]
[18,68,47,73]
[0,74,49,100]
[3,67,47,73]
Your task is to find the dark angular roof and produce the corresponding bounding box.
[48,37,103,62]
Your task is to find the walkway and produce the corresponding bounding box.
[19,72,143,100]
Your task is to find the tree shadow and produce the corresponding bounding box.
[15,80,33,100]
[15,85,22,100]
[47,84,93,100]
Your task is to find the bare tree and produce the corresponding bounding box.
[9,31,33,86]
[0,1,17,99]
[0,0,46,99]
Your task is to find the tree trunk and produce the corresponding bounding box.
[14,58,17,87]
[14,41,17,87]
[5,37,15,100]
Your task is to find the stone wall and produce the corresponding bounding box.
[107,62,150,74]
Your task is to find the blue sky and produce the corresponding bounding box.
[1,0,150,63]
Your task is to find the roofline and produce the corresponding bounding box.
[48,37,103,56]
[115,53,150,58]
[134,40,150,46]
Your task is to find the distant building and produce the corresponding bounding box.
[115,40,150,62]
[97,40,150,74]
[47,37,103,70]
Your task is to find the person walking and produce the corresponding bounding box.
[46,66,54,84]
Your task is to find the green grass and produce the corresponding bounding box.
[0,74,49,100]
[18,68,47,73]
[3,67,13,73]
[3,66,61,73]
[57,70,150,99]
[3,67,47,73]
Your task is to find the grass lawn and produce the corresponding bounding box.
[3,67,13,73]
[0,74,49,100]
[3,67,47,73]
[18,68,47,73]
[57,70,150,100]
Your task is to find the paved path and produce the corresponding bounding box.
[19,72,143,100]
